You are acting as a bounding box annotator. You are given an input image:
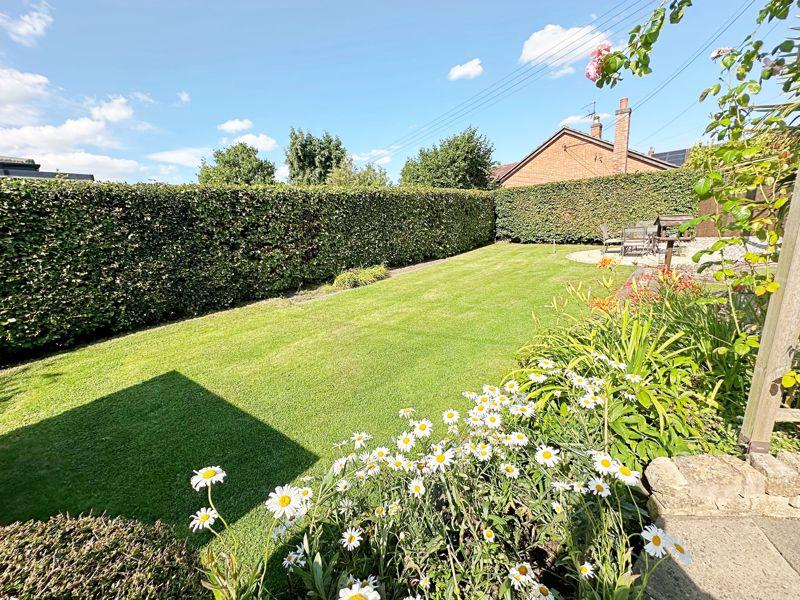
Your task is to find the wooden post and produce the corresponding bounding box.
[739,173,800,453]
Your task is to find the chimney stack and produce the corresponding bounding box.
[647,147,655,157]
[590,114,602,139]
[613,97,631,173]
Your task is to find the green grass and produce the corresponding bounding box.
[0,243,627,556]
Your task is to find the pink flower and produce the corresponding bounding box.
[590,42,611,58]
[585,56,602,82]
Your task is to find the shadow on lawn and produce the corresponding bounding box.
[0,371,318,539]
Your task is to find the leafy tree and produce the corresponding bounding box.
[326,157,390,187]
[399,127,495,189]
[285,128,347,185]
[198,143,275,185]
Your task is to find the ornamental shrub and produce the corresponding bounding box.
[0,180,494,361]
[0,514,203,599]
[494,170,698,244]
[332,264,390,289]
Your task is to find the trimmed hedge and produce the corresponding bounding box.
[494,169,698,244]
[0,514,203,598]
[1,180,494,360]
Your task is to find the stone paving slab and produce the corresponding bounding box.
[644,516,800,600]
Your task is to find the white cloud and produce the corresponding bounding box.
[352,148,390,162]
[275,163,289,182]
[89,96,133,122]
[147,146,210,168]
[549,65,575,79]
[560,112,610,127]
[0,66,49,125]
[36,151,141,181]
[233,132,277,151]
[130,91,155,104]
[176,90,191,105]
[448,58,484,81]
[520,24,609,71]
[0,1,53,46]
[0,117,117,154]
[218,118,252,133]
[374,155,390,166]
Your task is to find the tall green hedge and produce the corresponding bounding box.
[494,170,698,244]
[0,180,494,360]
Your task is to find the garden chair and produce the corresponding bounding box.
[621,226,651,257]
[599,225,622,254]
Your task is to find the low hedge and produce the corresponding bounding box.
[0,514,203,598]
[0,180,494,360]
[494,169,698,244]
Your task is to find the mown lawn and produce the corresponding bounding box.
[0,243,625,555]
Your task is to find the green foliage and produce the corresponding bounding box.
[285,129,347,185]
[332,264,390,289]
[326,157,390,188]
[495,170,698,243]
[198,142,276,185]
[400,126,495,190]
[0,179,494,359]
[0,514,203,599]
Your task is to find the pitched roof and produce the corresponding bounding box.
[496,127,677,184]
[491,162,518,181]
[652,148,690,166]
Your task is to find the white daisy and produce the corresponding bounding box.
[190,466,226,491]
[512,431,529,446]
[397,432,416,452]
[579,561,595,579]
[299,487,314,502]
[641,525,668,558]
[474,442,493,461]
[388,453,407,470]
[504,380,520,393]
[593,453,616,475]
[189,507,218,532]
[551,501,563,514]
[412,419,433,438]
[483,384,500,396]
[332,457,349,475]
[551,481,571,491]
[508,562,534,589]
[572,481,588,494]
[571,374,590,389]
[535,445,560,467]
[613,463,641,486]
[520,403,536,418]
[466,415,484,428]
[371,446,390,462]
[622,391,637,401]
[340,527,364,551]
[529,373,547,384]
[408,478,426,497]
[338,582,379,600]
[538,358,555,370]
[500,462,520,479]
[399,407,415,419]
[266,485,304,519]
[485,413,502,429]
[482,527,496,542]
[442,408,460,424]
[588,477,611,497]
[427,447,455,472]
[351,432,372,449]
[667,536,693,565]
[610,360,627,370]
[535,583,554,599]
[624,373,642,383]
[337,479,351,492]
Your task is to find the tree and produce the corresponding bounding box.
[198,143,275,185]
[399,127,495,189]
[285,128,347,185]
[326,157,390,187]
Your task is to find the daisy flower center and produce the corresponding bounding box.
[674,543,685,553]
[351,595,367,600]
[202,469,217,479]
[278,495,292,507]
[619,466,631,476]
[652,535,662,546]
[518,565,528,575]
[436,454,445,463]
[542,451,551,459]
[539,585,549,595]
[580,566,588,574]
[600,459,611,467]
[199,513,210,522]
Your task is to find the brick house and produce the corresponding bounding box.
[493,98,677,187]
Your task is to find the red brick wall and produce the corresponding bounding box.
[500,131,662,188]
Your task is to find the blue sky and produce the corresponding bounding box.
[0,0,790,182]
